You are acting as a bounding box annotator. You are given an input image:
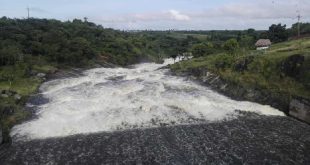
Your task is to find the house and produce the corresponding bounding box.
[255,39,271,50]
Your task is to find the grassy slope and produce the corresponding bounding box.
[171,38,310,100]
[0,60,57,142]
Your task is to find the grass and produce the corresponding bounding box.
[32,64,57,74]
[0,61,57,93]
[0,56,102,143]
[0,62,57,143]
[0,78,42,96]
[171,38,310,100]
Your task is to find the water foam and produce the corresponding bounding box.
[11,59,284,140]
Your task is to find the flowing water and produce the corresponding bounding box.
[2,59,310,164]
[11,59,283,141]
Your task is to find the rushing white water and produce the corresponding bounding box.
[11,59,284,141]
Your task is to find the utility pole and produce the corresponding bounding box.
[297,12,301,38]
[27,6,30,19]
[84,17,88,22]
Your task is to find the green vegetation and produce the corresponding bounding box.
[1,17,310,143]
[0,17,192,67]
[191,42,214,58]
[266,24,289,43]
[0,62,56,142]
[289,22,310,37]
[223,39,240,55]
[171,38,310,101]
[0,17,205,143]
[171,23,310,104]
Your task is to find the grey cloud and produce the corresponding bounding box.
[94,9,190,23]
[92,0,310,30]
[192,0,310,20]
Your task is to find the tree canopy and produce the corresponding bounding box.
[191,43,214,57]
[0,17,198,67]
[267,24,288,43]
[223,39,239,55]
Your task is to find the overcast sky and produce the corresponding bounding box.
[0,0,309,30]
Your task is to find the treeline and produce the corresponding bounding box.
[187,22,310,58]
[0,17,198,67]
[1,17,309,67]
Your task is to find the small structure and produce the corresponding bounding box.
[255,39,271,50]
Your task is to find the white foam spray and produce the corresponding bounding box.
[11,59,284,141]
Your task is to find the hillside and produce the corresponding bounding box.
[1,18,309,143]
[0,18,192,143]
[0,17,196,67]
[170,38,310,121]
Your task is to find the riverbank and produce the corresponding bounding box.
[0,61,119,144]
[170,38,310,123]
[0,59,309,164]
[0,63,55,144]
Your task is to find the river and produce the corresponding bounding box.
[1,59,309,164]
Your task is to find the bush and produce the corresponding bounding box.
[191,42,214,57]
[223,39,239,55]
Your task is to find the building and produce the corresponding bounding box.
[255,39,271,50]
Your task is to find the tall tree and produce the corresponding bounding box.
[268,24,288,43]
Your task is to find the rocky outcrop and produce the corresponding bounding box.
[1,106,15,117]
[0,90,21,101]
[171,67,309,123]
[46,69,84,80]
[289,97,310,123]
[280,54,304,78]
[36,73,46,78]
[233,56,254,72]
[0,127,2,144]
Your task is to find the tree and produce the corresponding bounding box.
[268,24,288,43]
[0,17,199,67]
[223,39,239,55]
[239,35,255,49]
[191,42,214,58]
[0,45,22,66]
[259,32,269,39]
[247,28,258,40]
[290,22,310,37]
[247,28,255,35]
[65,37,95,65]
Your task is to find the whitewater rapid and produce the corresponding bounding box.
[11,59,284,141]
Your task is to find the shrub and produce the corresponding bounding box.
[191,42,214,58]
[223,39,239,55]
